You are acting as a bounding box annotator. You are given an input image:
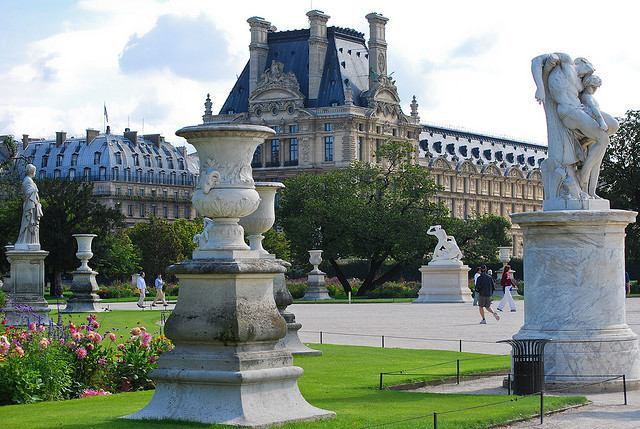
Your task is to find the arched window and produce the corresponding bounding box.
[53,169,61,179]
[148,170,154,183]
[124,168,131,181]
[159,171,166,184]
[135,169,142,182]
[115,152,122,165]
[133,154,139,166]
[94,152,101,165]
[68,168,76,179]
[71,153,78,166]
[178,159,185,170]
[144,155,151,167]
[167,158,174,169]
[170,172,176,185]
[112,167,119,180]
[181,173,187,185]
[56,154,63,167]
[156,157,162,168]
[84,167,91,181]
[41,156,48,168]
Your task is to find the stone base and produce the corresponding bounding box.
[126,258,334,426]
[511,209,640,386]
[62,270,102,313]
[279,315,322,356]
[414,262,471,303]
[543,197,610,211]
[303,272,331,300]
[3,249,50,324]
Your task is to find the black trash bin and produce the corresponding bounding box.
[498,339,550,395]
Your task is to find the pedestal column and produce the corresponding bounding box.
[414,261,472,303]
[64,234,101,313]
[511,210,640,387]
[2,249,50,325]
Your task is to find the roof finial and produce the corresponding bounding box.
[410,95,420,122]
[203,93,213,123]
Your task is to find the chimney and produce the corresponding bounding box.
[365,12,389,91]
[22,134,29,149]
[307,10,330,100]
[410,95,420,121]
[106,125,111,134]
[86,129,99,145]
[202,93,213,123]
[247,16,271,95]
[143,134,164,146]
[177,146,187,158]
[55,131,66,147]
[124,128,138,145]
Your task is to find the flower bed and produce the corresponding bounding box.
[0,314,173,405]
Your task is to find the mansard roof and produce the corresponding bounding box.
[219,26,370,114]
[18,132,198,183]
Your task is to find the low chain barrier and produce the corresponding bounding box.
[299,330,499,353]
[363,373,628,428]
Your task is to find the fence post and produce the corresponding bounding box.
[433,412,438,429]
[623,374,627,405]
[507,373,511,395]
[456,359,460,385]
[382,335,385,349]
[539,390,544,424]
[459,339,462,353]
[320,331,323,344]
[379,373,383,390]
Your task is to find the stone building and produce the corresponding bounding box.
[204,9,547,257]
[13,128,199,225]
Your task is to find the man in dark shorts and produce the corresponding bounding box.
[475,265,500,324]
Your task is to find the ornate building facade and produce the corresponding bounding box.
[204,10,547,257]
[13,128,199,225]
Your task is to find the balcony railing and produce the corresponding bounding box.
[38,173,198,187]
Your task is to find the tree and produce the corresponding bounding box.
[171,217,203,262]
[38,179,125,296]
[279,141,446,296]
[93,231,141,282]
[599,109,640,274]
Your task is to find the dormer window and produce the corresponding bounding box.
[56,154,63,167]
[167,158,174,169]
[178,159,185,170]
[133,154,139,166]
[71,153,78,166]
[144,155,151,167]
[41,156,48,168]
[94,152,101,165]
[115,152,122,165]
[156,157,162,168]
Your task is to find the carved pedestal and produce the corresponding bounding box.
[414,260,472,303]
[63,270,101,313]
[303,271,331,300]
[511,210,640,389]
[126,259,333,426]
[2,249,51,325]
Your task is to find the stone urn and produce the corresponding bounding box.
[304,249,330,300]
[239,182,285,255]
[308,249,324,273]
[74,234,97,271]
[177,124,274,258]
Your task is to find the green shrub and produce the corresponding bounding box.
[631,280,639,294]
[286,279,307,299]
[365,281,420,298]
[97,281,136,299]
[515,280,525,296]
[0,288,6,308]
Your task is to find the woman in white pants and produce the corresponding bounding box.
[497,265,516,312]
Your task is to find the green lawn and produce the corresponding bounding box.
[52,310,169,338]
[0,344,585,428]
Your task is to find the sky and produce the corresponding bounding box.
[1,0,640,149]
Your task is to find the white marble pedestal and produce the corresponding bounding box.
[2,249,51,325]
[125,258,334,426]
[511,209,640,389]
[414,261,472,303]
[63,269,102,313]
[303,270,331,300]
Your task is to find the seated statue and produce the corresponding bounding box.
[427,225,463,262]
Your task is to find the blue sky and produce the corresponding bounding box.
[1,0,640,148]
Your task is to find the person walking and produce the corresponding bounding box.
[626,271,632,296]
[151,273,168,307]
[136,271,147,309]
[472,267,481,306]
[497,265,517,312]
[475,265,500,324]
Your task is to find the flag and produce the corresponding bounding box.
[103,103,109,123]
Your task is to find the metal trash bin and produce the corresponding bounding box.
[498,339,550,395]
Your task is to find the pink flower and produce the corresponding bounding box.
[72,331,84,341]
[92,333,102,343]
[147,355,157,363]
[75,347,88,360]
[97,357,107,366]
[28,322,36,331]
[140,332,152,348]
[130,327,141,336]
[86,343,94,351]
[107,333,117,342]
[39,338,50,349]
[117,343,125,351]
[0,343,9,355]
[80,388,111,398]
[66,341,77,348]
[15,346,24,356]
[38,325,46,332]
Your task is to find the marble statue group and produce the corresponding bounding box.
[531,53,618,207]
[15,163,43,251]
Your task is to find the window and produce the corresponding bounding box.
[289,124,298,133]
[324,136,334,162]
[136,169,142,182]
[83,167,91,180]
[56,154,63,167]
[112,167,119,180]
[116,187,121,195]
[170,172,176,184]
[133,154,139,166]
[99,166,106,180]
[127,205,133,217]
[270,139,280,165]
[178,159,185,170]
[174,205,180,218]
[53,169,60,179]
[156,157,162,168]
[115,152,122,165]
[358,123,364,132]
[148,170,154,182]
[41,156,48,168]
[324,123,333,132]
[39,170,46,179]
[273,126,282,134]
[167,158,174,169]
[125,168,131,181]
[181,173,187,185]
[151,189,157,197]
[184,206,190,218]
[94,152,101,165]
[162,190,168,199]
[139,188,145,197]
[358,137,364,161]
[152,205,157,217]
[139,204,145,217]
[392,128,397,137]
[127,188,133,196]
[376,126,381,134]
[159,171,165,183]
[289,138,298,161]
[144,156,151,167]
[163,206,168,218]
[71,153,78,166]
[68,168,75,179]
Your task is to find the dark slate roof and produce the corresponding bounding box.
[219,26,369,114]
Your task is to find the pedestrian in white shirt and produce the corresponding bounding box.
[472,267,481,306]
[151,274,168,307]
[497,265,517,312]
[136,271,147,309]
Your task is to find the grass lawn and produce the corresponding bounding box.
[52,310,169,339]
[0,344,585,428]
